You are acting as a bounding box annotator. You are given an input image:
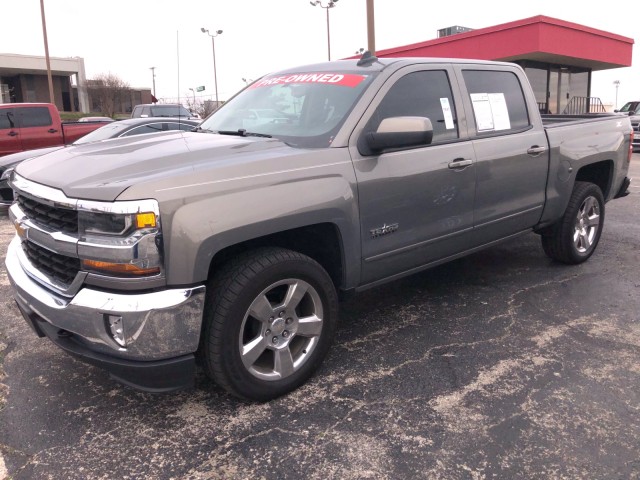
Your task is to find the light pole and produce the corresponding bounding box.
[310,0,338,61]
[613,80,620,110]
[39,0,55,104]
[189,87,196,104]
[149,67,156,102]
[201,27,223,109]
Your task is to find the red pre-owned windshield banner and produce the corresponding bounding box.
[249,73,367,89]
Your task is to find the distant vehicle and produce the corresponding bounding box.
[0,103,111,157]
[131,103,198,119]
[616,101,640,151]
[0,117,200,206]
[78,116,114,123]
[616,101,640,115]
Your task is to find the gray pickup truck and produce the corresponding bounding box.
[5,57,633,401]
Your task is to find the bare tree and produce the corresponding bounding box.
[184,94,217,120]
[87,73,130,117]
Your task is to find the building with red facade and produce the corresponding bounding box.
[374,16,634,114]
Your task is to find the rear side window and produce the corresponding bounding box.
[121,123,165,136]
[167,122,196,131]
[366,70,459,144]
[17,107,53,128]
[462,70,530,134]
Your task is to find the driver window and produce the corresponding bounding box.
[366,70,458,143]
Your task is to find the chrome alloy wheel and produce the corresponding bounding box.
[573,195,600,253]
[239,279,324,381]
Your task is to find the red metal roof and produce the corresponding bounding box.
[374,16,633,71]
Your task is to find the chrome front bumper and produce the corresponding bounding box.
[6,235,206,362]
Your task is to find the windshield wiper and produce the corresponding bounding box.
[217,129,272,138]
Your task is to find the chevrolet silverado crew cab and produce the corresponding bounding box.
[0,103,110,157]
[5,56,633,401]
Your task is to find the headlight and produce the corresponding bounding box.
[77,200,163,277]
[79,211,135,237]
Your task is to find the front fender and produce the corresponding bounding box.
[161,158,361,289]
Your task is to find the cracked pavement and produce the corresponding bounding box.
[1,156,639,479]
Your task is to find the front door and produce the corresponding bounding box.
[350,66,477,286]
[0,108,21,156]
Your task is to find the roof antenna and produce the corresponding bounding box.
[357,50,378,67]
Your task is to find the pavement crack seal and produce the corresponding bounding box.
[0,339,7,415]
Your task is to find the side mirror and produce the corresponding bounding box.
[362,116,433,155]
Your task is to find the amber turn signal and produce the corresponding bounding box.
[136,212,157,229]
[82,259,160,276]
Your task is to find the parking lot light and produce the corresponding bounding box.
[201,28,223,110]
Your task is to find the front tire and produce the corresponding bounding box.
[201,247,338,401]
[541,181,605,264]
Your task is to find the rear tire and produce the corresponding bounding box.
[201,247,338,401]
[541,181,605,264]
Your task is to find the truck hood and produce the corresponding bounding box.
[14,131,299,201]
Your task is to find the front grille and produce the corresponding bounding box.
[631,121,639,133]
[23,240,81,286]
[17,194,78,234]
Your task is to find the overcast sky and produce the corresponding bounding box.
[2,0,638,108]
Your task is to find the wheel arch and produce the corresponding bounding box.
[204,222,349,291]
[575,160,613,200]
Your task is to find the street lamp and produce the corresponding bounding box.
[310,0,338,61]
[613,80,620,110]
[189,87,196,104]
[201,27,223,110]
[149,67,157,102]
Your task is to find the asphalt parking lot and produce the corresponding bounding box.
[1,156,639,480]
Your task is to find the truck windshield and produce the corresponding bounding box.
[199,71,376,148]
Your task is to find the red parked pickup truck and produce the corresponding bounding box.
[0,103,110,157]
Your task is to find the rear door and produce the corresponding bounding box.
[349,65,477,285]
[0,107,21,155]
[456,65,549,242]
[16,106,61,150]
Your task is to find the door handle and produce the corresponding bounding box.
[48,128,58,133]
[8,131,18,137]
[448,158,473,169]
[527,145,546,156]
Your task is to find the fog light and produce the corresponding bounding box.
[106,314,126,347]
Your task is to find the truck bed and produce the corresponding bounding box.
[541,113,626,126]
